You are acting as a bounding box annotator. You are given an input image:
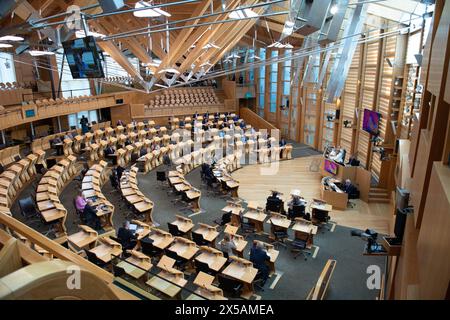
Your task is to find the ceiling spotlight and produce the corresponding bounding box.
[229,7,259,19]
[0,35,24,42]
[0,43,13,48]
[282,20,295,36]
[134,1,171,18]
[330,5,338,15]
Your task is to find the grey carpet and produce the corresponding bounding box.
[10,141,384,300]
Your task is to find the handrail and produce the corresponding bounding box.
[0,211,113,283]
[239,107,278,131]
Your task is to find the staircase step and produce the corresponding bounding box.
[368,198,391,203]
[369,192,389,198]
[369,188,389,193]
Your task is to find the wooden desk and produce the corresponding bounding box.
[171,215,194,235]
[292,218,318,247]
[146,270,187,299]
[185,189,201,212]
[222,257,258,299]
[222,202,244,226]
[149,228,174,250]
[243,209,267,234]
[195,246,227,272]
[117,250,152,279]
[192,223,219,246]
[167,237,199,261]
[134,200,154,223]
[89,238,122,263]
[37,200,56,212]
[67,225,98,250]
[125,194,143,204]
[191,272,227,300]
[267,213,291,239]
[223,224,238,235]
[121,188,136,196]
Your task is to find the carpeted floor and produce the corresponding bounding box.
[10,141,385,300]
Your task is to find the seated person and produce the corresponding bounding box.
[249,241,270,285]
[214,112,219,118]
[279,138,287,147]
[347,154,360,166]
[179,120,185,127]
[287,195,306,219]
[266,191,283,213]
[220,234,237,259]
[104,145,115,156]
[232,114,239,122]
[202,117,208,124]
[63,133,72,140]
[343,179,359,199]
[52,137,62,146]
[117,221,138,250]
[139,147,148,157]
[124,138,132,146]
[239,121,246,129]
[332,148,346,164]
[116,165,125,181]
[193,111,199,118]
[82,200,102,230]
[75,190,87,213]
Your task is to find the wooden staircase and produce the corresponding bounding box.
[368,187,391,203]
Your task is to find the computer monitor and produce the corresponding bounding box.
[62,36,105,79]
[324,159,338,175]
[362,109,381,136]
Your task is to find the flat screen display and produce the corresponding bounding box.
[362,108,381,135]
[324,159,338,175]
[62,36,104,79]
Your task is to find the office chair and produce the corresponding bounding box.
[194,260,215,276]
[85,250,109,268]
[218,274,243,298]
[253,270,265,292]
[214,211,232,226]
[18,197,41,225]
[266,198,282,213]
[291,234,312,260]
[156,171,167,187]
[289,205,305,220]
[167,223,184,237]
[165,250,188,271]
[141,238,161,258]
[112,264,127,277]
[192,232,209,246]
[272,228,289,249]
[240,217,255,239]
[313,209,331,224]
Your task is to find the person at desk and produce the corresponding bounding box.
[82,199,102,230]
[347,153,360,167]
[193,111,199,118]
[250,241,270,285]
[139,147,148,157]
[266,191,284,213]
[80,115,89,134]
[63,132,73,140]
[117,120,124,126]
[116,165,125,181]
[221,234,237,259]
[232,114,239,122]
[287,195,307,220]
[75,190,87,214]
[117,221,138,250]
[239,121,246,129]
[343,179,359,199]
[203,111,209,119]
[279,138,287,147]
[104,145,115,157]
[124,138,132,146]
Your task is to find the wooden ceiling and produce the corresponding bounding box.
[0,0,302,89]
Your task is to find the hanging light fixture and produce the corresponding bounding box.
[28,50,55,56]
[0,35,24,41]
[158,67,180,74]
[0,44,13,48]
